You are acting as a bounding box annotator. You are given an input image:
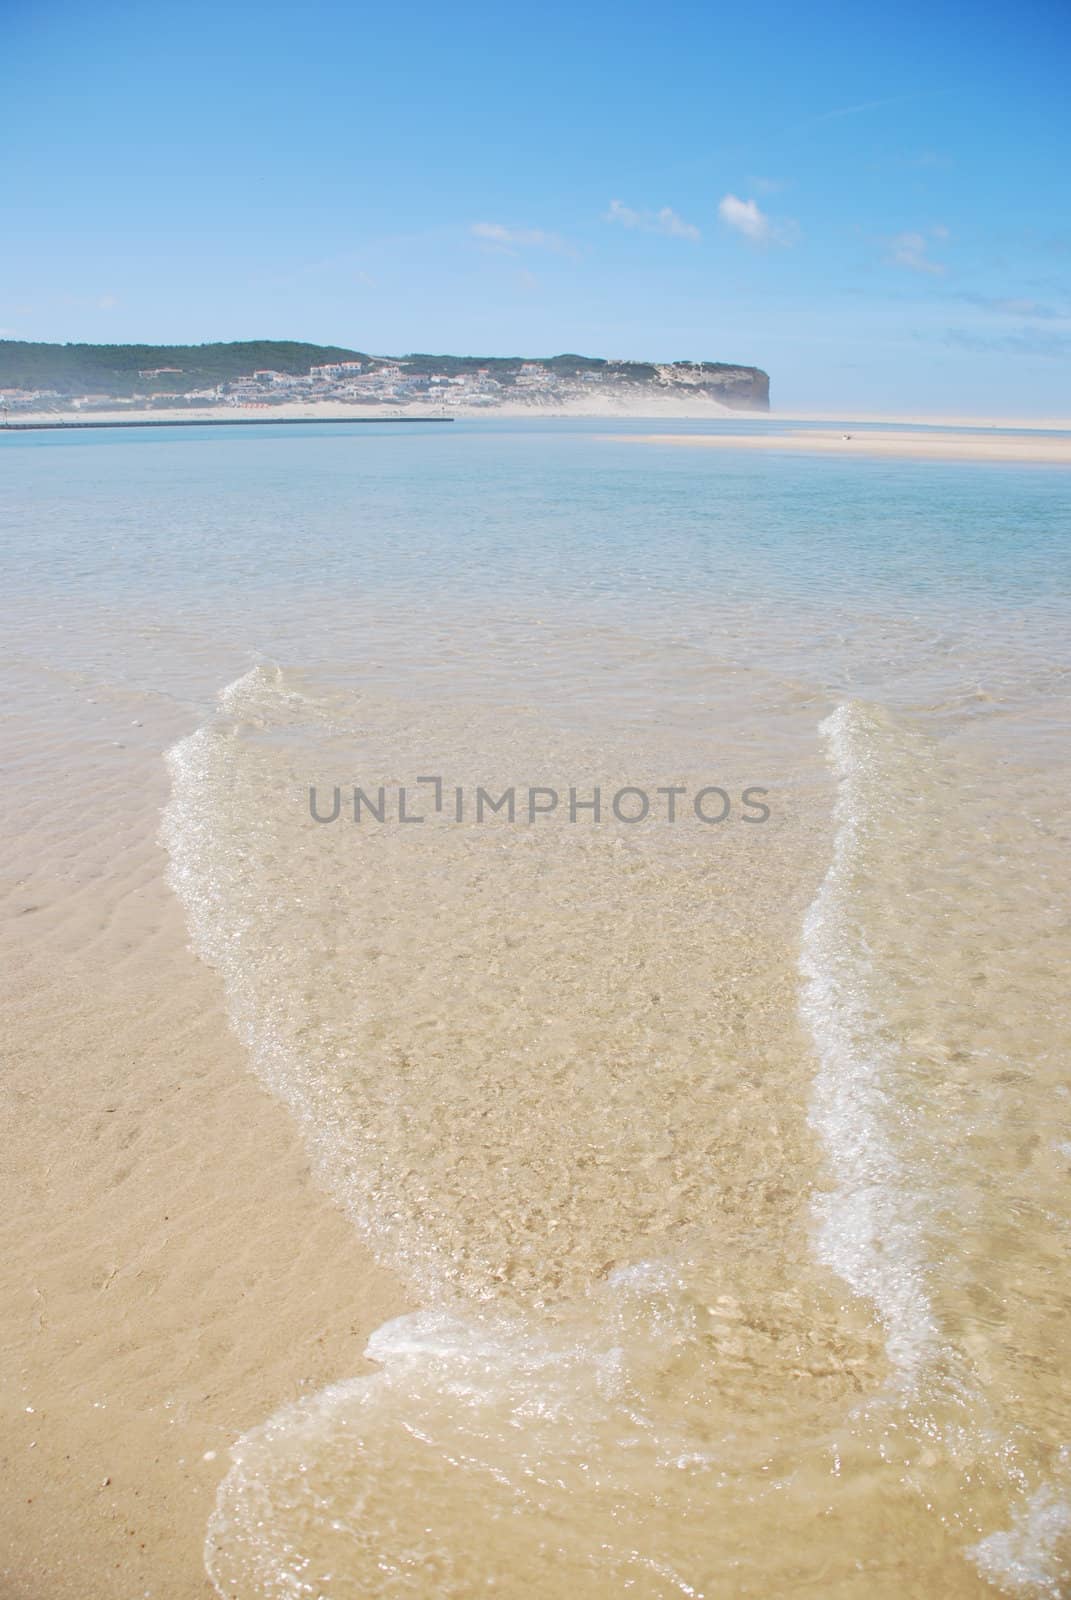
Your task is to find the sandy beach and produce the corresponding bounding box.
[621,426,1071,465]
[0,700,410,1599]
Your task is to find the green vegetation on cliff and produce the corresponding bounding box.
[0,341,367,397]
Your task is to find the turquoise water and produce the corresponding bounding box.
[5,417,1069,617]
[3,418,1069,740]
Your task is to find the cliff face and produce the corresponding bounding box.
[652,362,769,411]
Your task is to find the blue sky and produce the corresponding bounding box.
[5,0,1070,413]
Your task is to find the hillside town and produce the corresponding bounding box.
[0,353,770,416]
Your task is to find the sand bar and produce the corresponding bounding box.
[620,427,1071,465]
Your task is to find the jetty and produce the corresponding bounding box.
[1,414,454,432]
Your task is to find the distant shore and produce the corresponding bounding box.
[1,395,760,429]
[622,426,1071,465]
[2,413,454,432]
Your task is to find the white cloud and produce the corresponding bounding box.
[717,193,797,247]
[888,228,948,275]
[470,222,575,257]
[603,199,700,241]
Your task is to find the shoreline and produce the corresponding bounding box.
[2,396,756,428]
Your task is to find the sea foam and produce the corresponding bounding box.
[799,701,940,1380]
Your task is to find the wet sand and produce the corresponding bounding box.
[0,713,410,1599]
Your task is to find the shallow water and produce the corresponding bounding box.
[3,418,1070,1595]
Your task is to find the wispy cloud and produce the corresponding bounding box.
[717,193,797,247]
[470,221,577,257]
[887,228,948,276]
[603,199,700,240]
[957,292,1068,321]
[794,93,925,133]
[944,327,1071,358]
